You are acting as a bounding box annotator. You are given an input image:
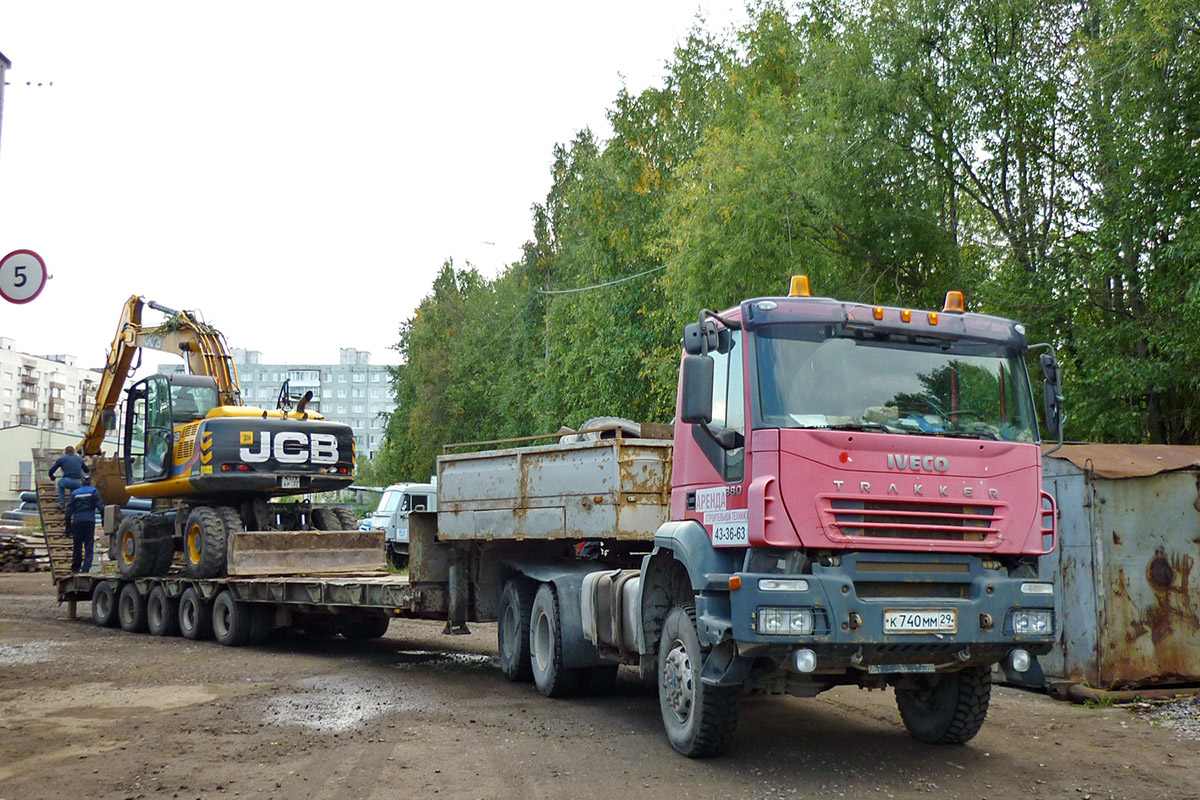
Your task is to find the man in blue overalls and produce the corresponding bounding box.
[65,477,103,574]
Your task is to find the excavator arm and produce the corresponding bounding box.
[79,295,243,456]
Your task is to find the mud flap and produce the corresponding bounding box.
[700,639,753,687]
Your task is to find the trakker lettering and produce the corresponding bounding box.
[239,431,340,465]
[832,479,999,499]
[887,454,950,472]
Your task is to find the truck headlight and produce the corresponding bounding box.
[757,607,815,635]
[1011,609,1054,635]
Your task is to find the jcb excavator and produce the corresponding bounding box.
[83,296,365,579]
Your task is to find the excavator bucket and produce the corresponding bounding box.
[226,529,386,576]
[90,456,131,508]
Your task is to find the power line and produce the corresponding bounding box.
[539,264,668,295]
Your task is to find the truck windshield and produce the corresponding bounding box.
[378,488,404,514]
[754,324,1038,441]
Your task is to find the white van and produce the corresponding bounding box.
[371,480,437,568]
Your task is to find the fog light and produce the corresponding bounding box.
[1009,648,1031,673]
[793,648,817,673]
[757,607,815,636]
[1011,609,1054,635]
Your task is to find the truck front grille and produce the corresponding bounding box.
[827,499,1000,542]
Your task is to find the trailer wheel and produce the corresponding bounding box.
[178,586,212,640]
[212,590,252,647]
[91,580,118,627]
[895,666,991,744]
[658,604,739,758]
[147,585,179,637]
[498,579,535,682]
[116,517,158,578]
[247,604,273,645]
[117,583,148,633]
[340,614,390,640]
[184,506,227,578]
[530,583,585,697]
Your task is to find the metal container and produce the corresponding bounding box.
[437,437,673,542]
[1041,445,1200,688]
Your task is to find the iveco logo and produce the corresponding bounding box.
[887,454,950,472]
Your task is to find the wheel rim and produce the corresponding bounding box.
[148,596,162,628]
[214,599,230,637]
[119,593,134,625]
[121,530,136,565]
[96,590,111,618]
[181,599,195,630]
[187,524,203,564]
[533,610,552,672]
[501,602,519,659]
[662,638,694,724]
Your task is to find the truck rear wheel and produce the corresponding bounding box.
[530,582,585,697]
[658,604,739,758]
[212,590,252,646]
[117,583,148,633]
[895,666,991,744]
[147,585,179,636]
[498,579,535,682]
[116,517,158,578]
[178,586,212,640]
[91,580,118,627]
[184,506,227,578]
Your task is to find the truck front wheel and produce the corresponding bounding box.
[895,666,991,744]
[658,604,739,758]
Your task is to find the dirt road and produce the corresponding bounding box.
[0,572,1196,800]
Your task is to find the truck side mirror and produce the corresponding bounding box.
[682,321,719,356]
[679,355,714,424]
[1039,353,1064,440]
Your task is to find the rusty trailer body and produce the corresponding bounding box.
[436,436,672,543]
[1041,445,1200,689]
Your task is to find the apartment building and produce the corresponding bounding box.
[232,348,394,461]
[0,338,101,434]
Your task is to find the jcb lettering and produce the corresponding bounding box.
[239,432,341,465]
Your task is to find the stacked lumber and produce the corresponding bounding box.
[0,527,50,572]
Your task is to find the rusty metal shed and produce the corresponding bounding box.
[1041,444,1200,688]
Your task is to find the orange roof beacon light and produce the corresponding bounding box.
[873,306,885,320]
[900,309,912,323]
[928,311,939,325]
[943,290,966,313]
[789,275,811,297]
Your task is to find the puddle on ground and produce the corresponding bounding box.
[0,640,64,666]
[263,674,442,732]
[391,650,497,672]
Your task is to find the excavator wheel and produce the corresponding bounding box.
[183,506,228,578]
[311,508,342,531]
[116,517,159,578]
[332,507,358,531]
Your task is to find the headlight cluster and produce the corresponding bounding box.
[1011,609,1054,635]
[757,607,815,636]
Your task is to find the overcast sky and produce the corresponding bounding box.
[0,1,744,374]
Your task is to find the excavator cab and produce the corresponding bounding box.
[124,373,219,484]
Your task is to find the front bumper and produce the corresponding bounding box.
[719,552,1055,671]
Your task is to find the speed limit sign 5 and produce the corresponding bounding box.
[0,250,48,304]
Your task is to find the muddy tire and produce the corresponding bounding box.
[340,614,390,640]
[117,582,148,633]
[498,579,536,682]
[332,508,357,530]
[147,585,179,637]
[659,604,739,758]
[212,590,252,647]
[148,517,177,575]
[183,506,227,578]
[91,580,118,627]
[178,586,212,640]
[896,666,991,744]
[115,517,158,578]
[311,508,341,531]
[248,604,273,645]
[530,582,585,698]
